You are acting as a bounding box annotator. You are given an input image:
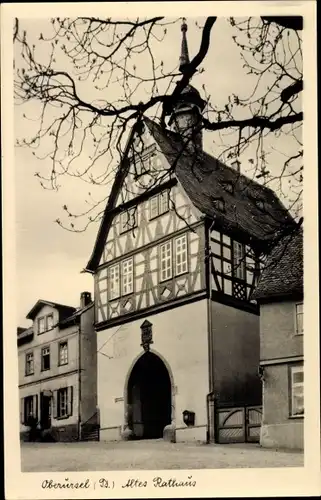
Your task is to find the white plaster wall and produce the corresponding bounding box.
[97,299,209,442]
[18,304,79,387]
[19,373,79,431]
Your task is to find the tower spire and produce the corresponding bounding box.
[170,18,205,153]
[179,18,190,73]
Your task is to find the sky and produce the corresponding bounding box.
[14,14,302,326]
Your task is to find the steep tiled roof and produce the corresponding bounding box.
[252,227,303,301]
[145,118,294,242]
[86,117,297,272]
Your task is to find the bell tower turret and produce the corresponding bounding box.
[168,19,206,153]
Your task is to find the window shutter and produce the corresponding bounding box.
[67,386,73,417]
[20,398,25,425]
[53,390,58,419]
[33,394,38,420]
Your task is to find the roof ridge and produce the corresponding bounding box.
[85,116,294,273]
[145,117,283,198]
[31,299,76,309]
[145,117,293,241]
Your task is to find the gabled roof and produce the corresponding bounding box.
[26,299,76,321]
[86,121,142,272]
[144,118,294,243]
[86,117,297,272]
[252,227,303,301]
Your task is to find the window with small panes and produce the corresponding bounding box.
[59,341,68,366]
[159,233,188,282]
[25,352,34,375]
[108,257,134,300]
[210,230,257,301]
[41,346,50,371]
[120,207,137,233]
[149,191,169,219]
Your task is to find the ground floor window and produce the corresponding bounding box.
[21,394,38,424]
[290,365,304,416]
[55,386,73,419]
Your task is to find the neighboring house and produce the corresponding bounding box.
[18,292,98,442]
[84,21,296,443]
[252,229,303,450]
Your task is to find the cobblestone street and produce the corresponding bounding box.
[21,439,303,472]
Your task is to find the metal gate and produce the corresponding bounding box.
[207,395,262,444]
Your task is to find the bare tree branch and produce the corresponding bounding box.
[261,16,303,31]
[14,15,303,241]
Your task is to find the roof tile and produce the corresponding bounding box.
[252,227,303,300]
[145,117,294,241]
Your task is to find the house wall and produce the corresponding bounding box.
[259,300,304,450]
[18,305,79,386]
[260,300,303,361]
[19,373,79,441]
[211,301,262,407]
[260,364,303,450]
[97,299,209,442]
[18,304,81,441]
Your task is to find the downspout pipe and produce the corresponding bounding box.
[205,217,216,443]
[78,322,82,441]
[67,316,82,441]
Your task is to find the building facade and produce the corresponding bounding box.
[18,292,98,442]
[85,22,297,443]
[253,229,304,450]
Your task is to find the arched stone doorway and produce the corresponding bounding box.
[127,352,172,439]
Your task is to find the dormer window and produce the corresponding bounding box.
[256,199,265,210]
[212,198,225,212]
[47,314,53,330]
[120,207,137,233]
[247,193,265,211]
[38,314,54,334]
[222,182,234,194]
[38,317,45,334]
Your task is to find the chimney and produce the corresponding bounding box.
[231,159,241,172]
[80,291,91,309]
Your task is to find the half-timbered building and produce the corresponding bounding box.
[85,21,294,443]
